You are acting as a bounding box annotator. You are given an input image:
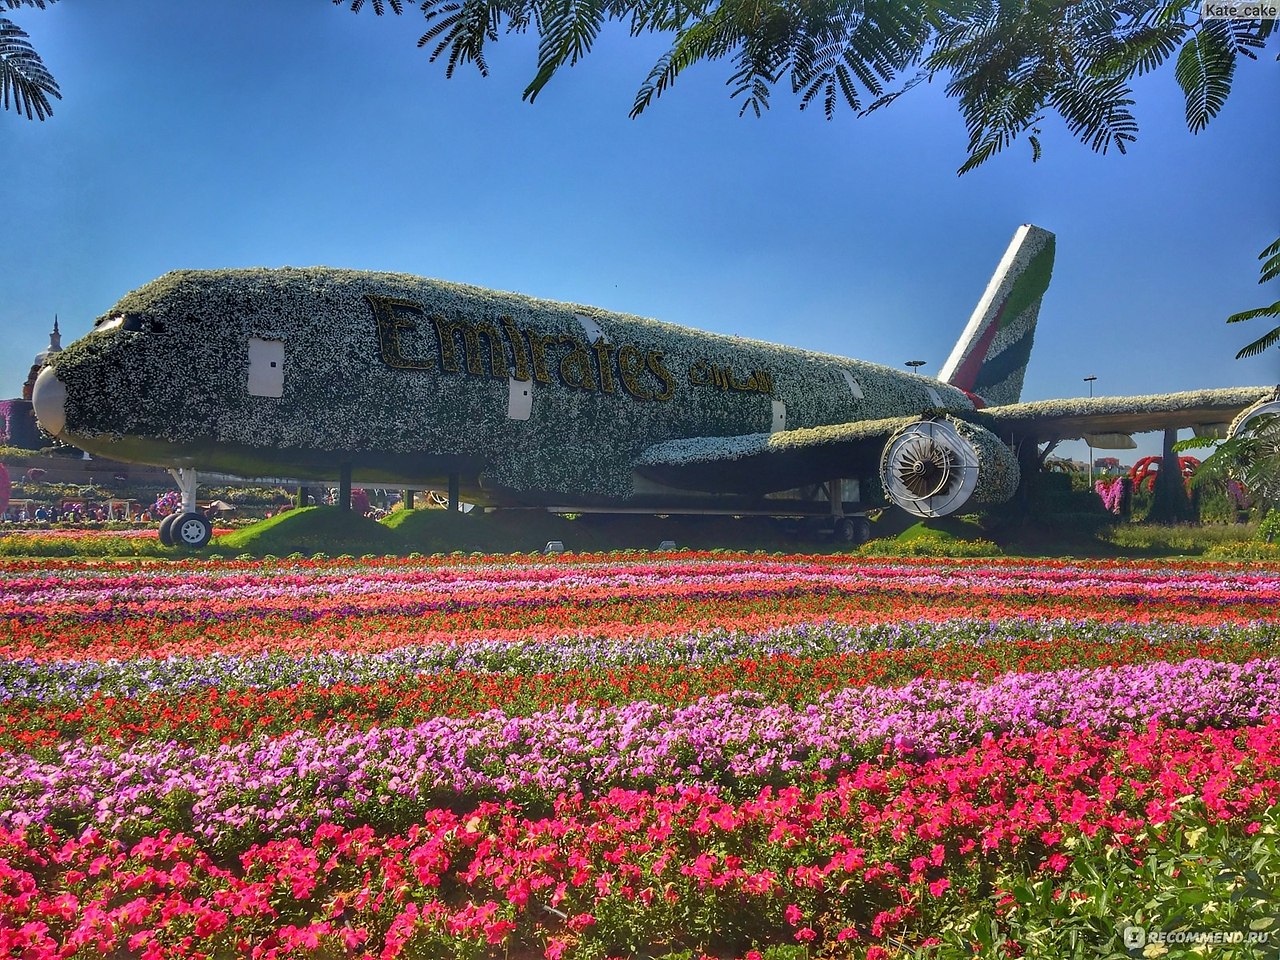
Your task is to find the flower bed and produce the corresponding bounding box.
[0,552,1278,958]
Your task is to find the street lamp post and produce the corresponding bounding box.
[1084,376,1098,485]
[905,360,926,372]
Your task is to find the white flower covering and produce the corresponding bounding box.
[981,388,1276,439]
[950,416,1021,503]
[985,307,1037,367]
[640,415,921,467]
[639,432,775,466]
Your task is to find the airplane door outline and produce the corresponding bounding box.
[508,377,532,420]
[840,370,864,399]
[248,338,285,398]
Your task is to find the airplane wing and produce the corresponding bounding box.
[636,386,1277,495]
[636,415,918,494]
[976,386,1278,443]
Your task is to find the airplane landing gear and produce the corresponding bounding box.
[172,512,213,548]
[158,513,179,546]
[162,467,209,549]
[826,477,871,546]
[833,515,871,546]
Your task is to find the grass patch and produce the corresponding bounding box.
[1204,539,1280,562]
[217,507,399,555]
[385,509,828,554]
[894,517,986,542]
[1097,521,1259,557]
[1,507,1274,562]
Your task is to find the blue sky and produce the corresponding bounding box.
[3,0,1277,465]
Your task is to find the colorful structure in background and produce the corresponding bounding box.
[0,318,61,450]
[1094,475,1132,515]
[1129,455,1201,493]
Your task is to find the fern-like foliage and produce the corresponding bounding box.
[1176,26,1233,132]
[0,18,58,120]
[342,0,406,12]
[336,0,1277,173]
[1,0,61,121]
[929,0,1155,172]
[1183,413,1280,509]
[1229,237,1280,360]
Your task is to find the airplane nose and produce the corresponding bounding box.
[31,366,67,437]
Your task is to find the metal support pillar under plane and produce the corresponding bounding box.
[338,463,352,511]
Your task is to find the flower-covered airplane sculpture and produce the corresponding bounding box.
[32,226,1277,547]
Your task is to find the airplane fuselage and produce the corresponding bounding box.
[35,268,975,507]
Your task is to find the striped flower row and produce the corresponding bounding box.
[2,618,1273,700]
[3,656,1277,846]
[4,555,1276,622]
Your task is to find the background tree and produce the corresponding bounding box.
[1,0,59,120]
[1229,236,1280,361]
[1177,240,1280,520]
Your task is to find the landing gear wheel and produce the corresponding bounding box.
[172,512,212,549]
[833,516,871,546]
[158,513,178,546]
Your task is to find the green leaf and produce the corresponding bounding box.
[337,0,405,13]
[1227,300,1280,325]
[1258,236,1280,284]
[1234,323,1280,360]
[1174,27,1234,134]
[0,15,61,120]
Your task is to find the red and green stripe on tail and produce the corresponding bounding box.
[939,225,1055,407]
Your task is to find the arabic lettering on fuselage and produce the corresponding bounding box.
[366,295,775,403]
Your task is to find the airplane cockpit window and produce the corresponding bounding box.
[97,313,167,334]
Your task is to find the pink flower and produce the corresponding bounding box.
[928,877,951,897]
[784,903,803,925]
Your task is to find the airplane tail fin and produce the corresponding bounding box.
[938,224,1055,407]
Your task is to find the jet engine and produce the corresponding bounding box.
[879,416,1019,518]
[1229,396,1280,439]
[1225,395,1280,504]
